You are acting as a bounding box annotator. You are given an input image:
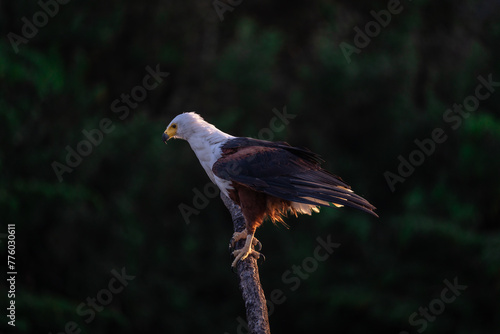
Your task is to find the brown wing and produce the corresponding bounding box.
[213,138,378,217]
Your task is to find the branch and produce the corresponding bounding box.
[220,193,271,334]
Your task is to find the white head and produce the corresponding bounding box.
[162,112,233,145]
[162,112,209,142]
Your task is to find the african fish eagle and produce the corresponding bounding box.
[163,112,377,267]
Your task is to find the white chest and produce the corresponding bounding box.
[188,136,233,195]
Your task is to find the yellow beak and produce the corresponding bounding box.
[162,126,177,143]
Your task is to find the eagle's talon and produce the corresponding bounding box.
[231,248,263,268]
[257,252,265,264]
[229,230,261,251]
[231,233,262,267]
[229,230,247,250]
[254,240,262,252]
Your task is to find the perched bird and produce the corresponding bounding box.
[163,112,377,267]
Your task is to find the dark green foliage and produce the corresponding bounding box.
[1,0,499,333]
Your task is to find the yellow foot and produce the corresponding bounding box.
[231,234,264,267]
[229,230,262,251]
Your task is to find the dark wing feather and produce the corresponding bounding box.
[220,137,324,164]
[213,138,378,217]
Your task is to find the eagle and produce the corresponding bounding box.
[163,112,377,267]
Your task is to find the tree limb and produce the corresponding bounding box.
[220,192,271,334]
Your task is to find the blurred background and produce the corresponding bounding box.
[1,0,500,333]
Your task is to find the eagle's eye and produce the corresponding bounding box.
[172,124,177,129]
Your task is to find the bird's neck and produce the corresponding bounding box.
[185,124,234,182]
[187,123,233,149]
